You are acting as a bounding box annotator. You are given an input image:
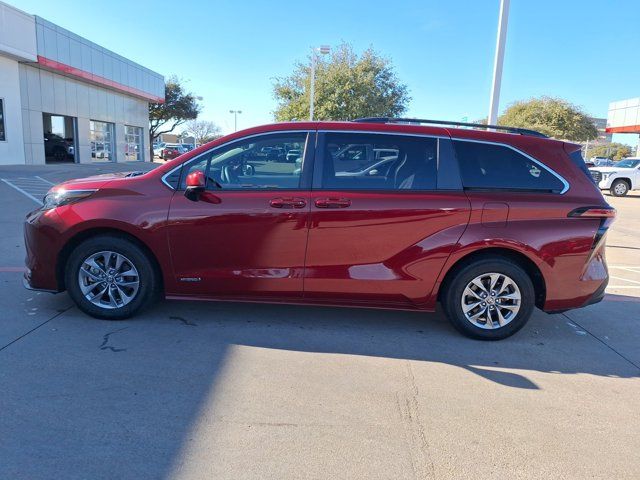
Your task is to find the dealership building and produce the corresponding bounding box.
[0,1,164,165]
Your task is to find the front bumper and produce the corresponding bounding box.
[597,177,614,189]
[23,273,58,293]
[24,208,64,292]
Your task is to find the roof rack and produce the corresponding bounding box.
[352,117,548,138]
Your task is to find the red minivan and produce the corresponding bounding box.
[24,119,614,339]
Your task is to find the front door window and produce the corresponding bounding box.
[181,132,308,190]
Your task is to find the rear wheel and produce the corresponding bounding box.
[610,179,629,197]
[442,258,535,340]
[65,236,160,320]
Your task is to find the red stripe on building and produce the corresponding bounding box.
[605,125,640,134]
[37,55,165,104]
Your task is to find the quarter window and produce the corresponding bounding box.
[180,132,307,190]
[453,140,564,192]
[320,133,437,191]
[0,99,5,141]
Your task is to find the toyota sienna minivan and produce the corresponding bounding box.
[24,118,615,339]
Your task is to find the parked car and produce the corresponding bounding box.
[24,118,614,340]
[160,145,184,160]
[153,143,166,157]
[591,157,614,167]
[44,133,74,161]
[285,149,302,163]
[589,157,640,196]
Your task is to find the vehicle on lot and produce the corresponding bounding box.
[589,157,640,196]
[153,142,166,157]
[44,133,74,161]
[285,149,302,163]
[24,118,614,340]
[591,156,612,167]
[157,144,186,160]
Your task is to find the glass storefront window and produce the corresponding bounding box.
[125,125,143,161]
[90,120,115,161]
[0,99,6,142]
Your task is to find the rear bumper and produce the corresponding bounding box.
[581,276,607,308]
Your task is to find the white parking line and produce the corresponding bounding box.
[0,176,55,205]
[610,275,640,285]
[34,175,55,185]
[1,178,42,205]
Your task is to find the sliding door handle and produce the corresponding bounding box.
[314,197,351,209]
[270,197,307,209]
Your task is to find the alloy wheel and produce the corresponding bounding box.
[78,251,140,309]
[614,182,628,195]
[460,272,521,329]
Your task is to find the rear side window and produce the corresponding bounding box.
[320,133,437,191]
[453,140,564,192]
[568,149,596,183]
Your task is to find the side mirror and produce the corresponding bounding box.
[184,170,206,201]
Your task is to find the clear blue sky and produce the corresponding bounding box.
[16,0,640,144]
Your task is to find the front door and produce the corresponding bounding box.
[304,131,471,308]
[167,131,313,299]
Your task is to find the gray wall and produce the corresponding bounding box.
[19,64,150,164]
[34,16,164,101]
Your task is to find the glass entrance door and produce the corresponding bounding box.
[90,120,115,162]
[124,125,143,161]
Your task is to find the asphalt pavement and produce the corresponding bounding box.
[0,162,638,480]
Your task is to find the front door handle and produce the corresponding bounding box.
[314,197,351,209]
[270,197,307,209]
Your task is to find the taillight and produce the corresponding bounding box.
[568,206,616,252]
[568,206,616,219]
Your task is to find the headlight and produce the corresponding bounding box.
[602,172,617,179]
[42,189,97,210]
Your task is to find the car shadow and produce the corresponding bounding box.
[2,290,639,479]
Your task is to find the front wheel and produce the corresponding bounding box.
[65,235,160,320]
[442,258,535,340]
[610,179,629,197]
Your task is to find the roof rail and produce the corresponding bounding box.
[352,117,548,138]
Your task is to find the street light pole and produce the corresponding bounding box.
[229,110,242,132]
[309,45,330,121]
[487,0,510,125]
[193,96,203,147]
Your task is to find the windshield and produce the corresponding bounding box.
[616,159,640,168]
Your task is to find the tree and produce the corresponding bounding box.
[184,120,222,146]
[498,96,597,141]
[149,77,200,159]
[586,142,633,161]
[273,43,410,121]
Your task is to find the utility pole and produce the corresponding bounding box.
[488,0,510,125]
[309,45,330,121]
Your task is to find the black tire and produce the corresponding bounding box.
[442,257,535,340]
[65,235,160,320]
[610,179,629,197]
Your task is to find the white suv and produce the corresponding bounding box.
[590,157,640,196]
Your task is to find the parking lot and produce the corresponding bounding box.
[1,162,638,480]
